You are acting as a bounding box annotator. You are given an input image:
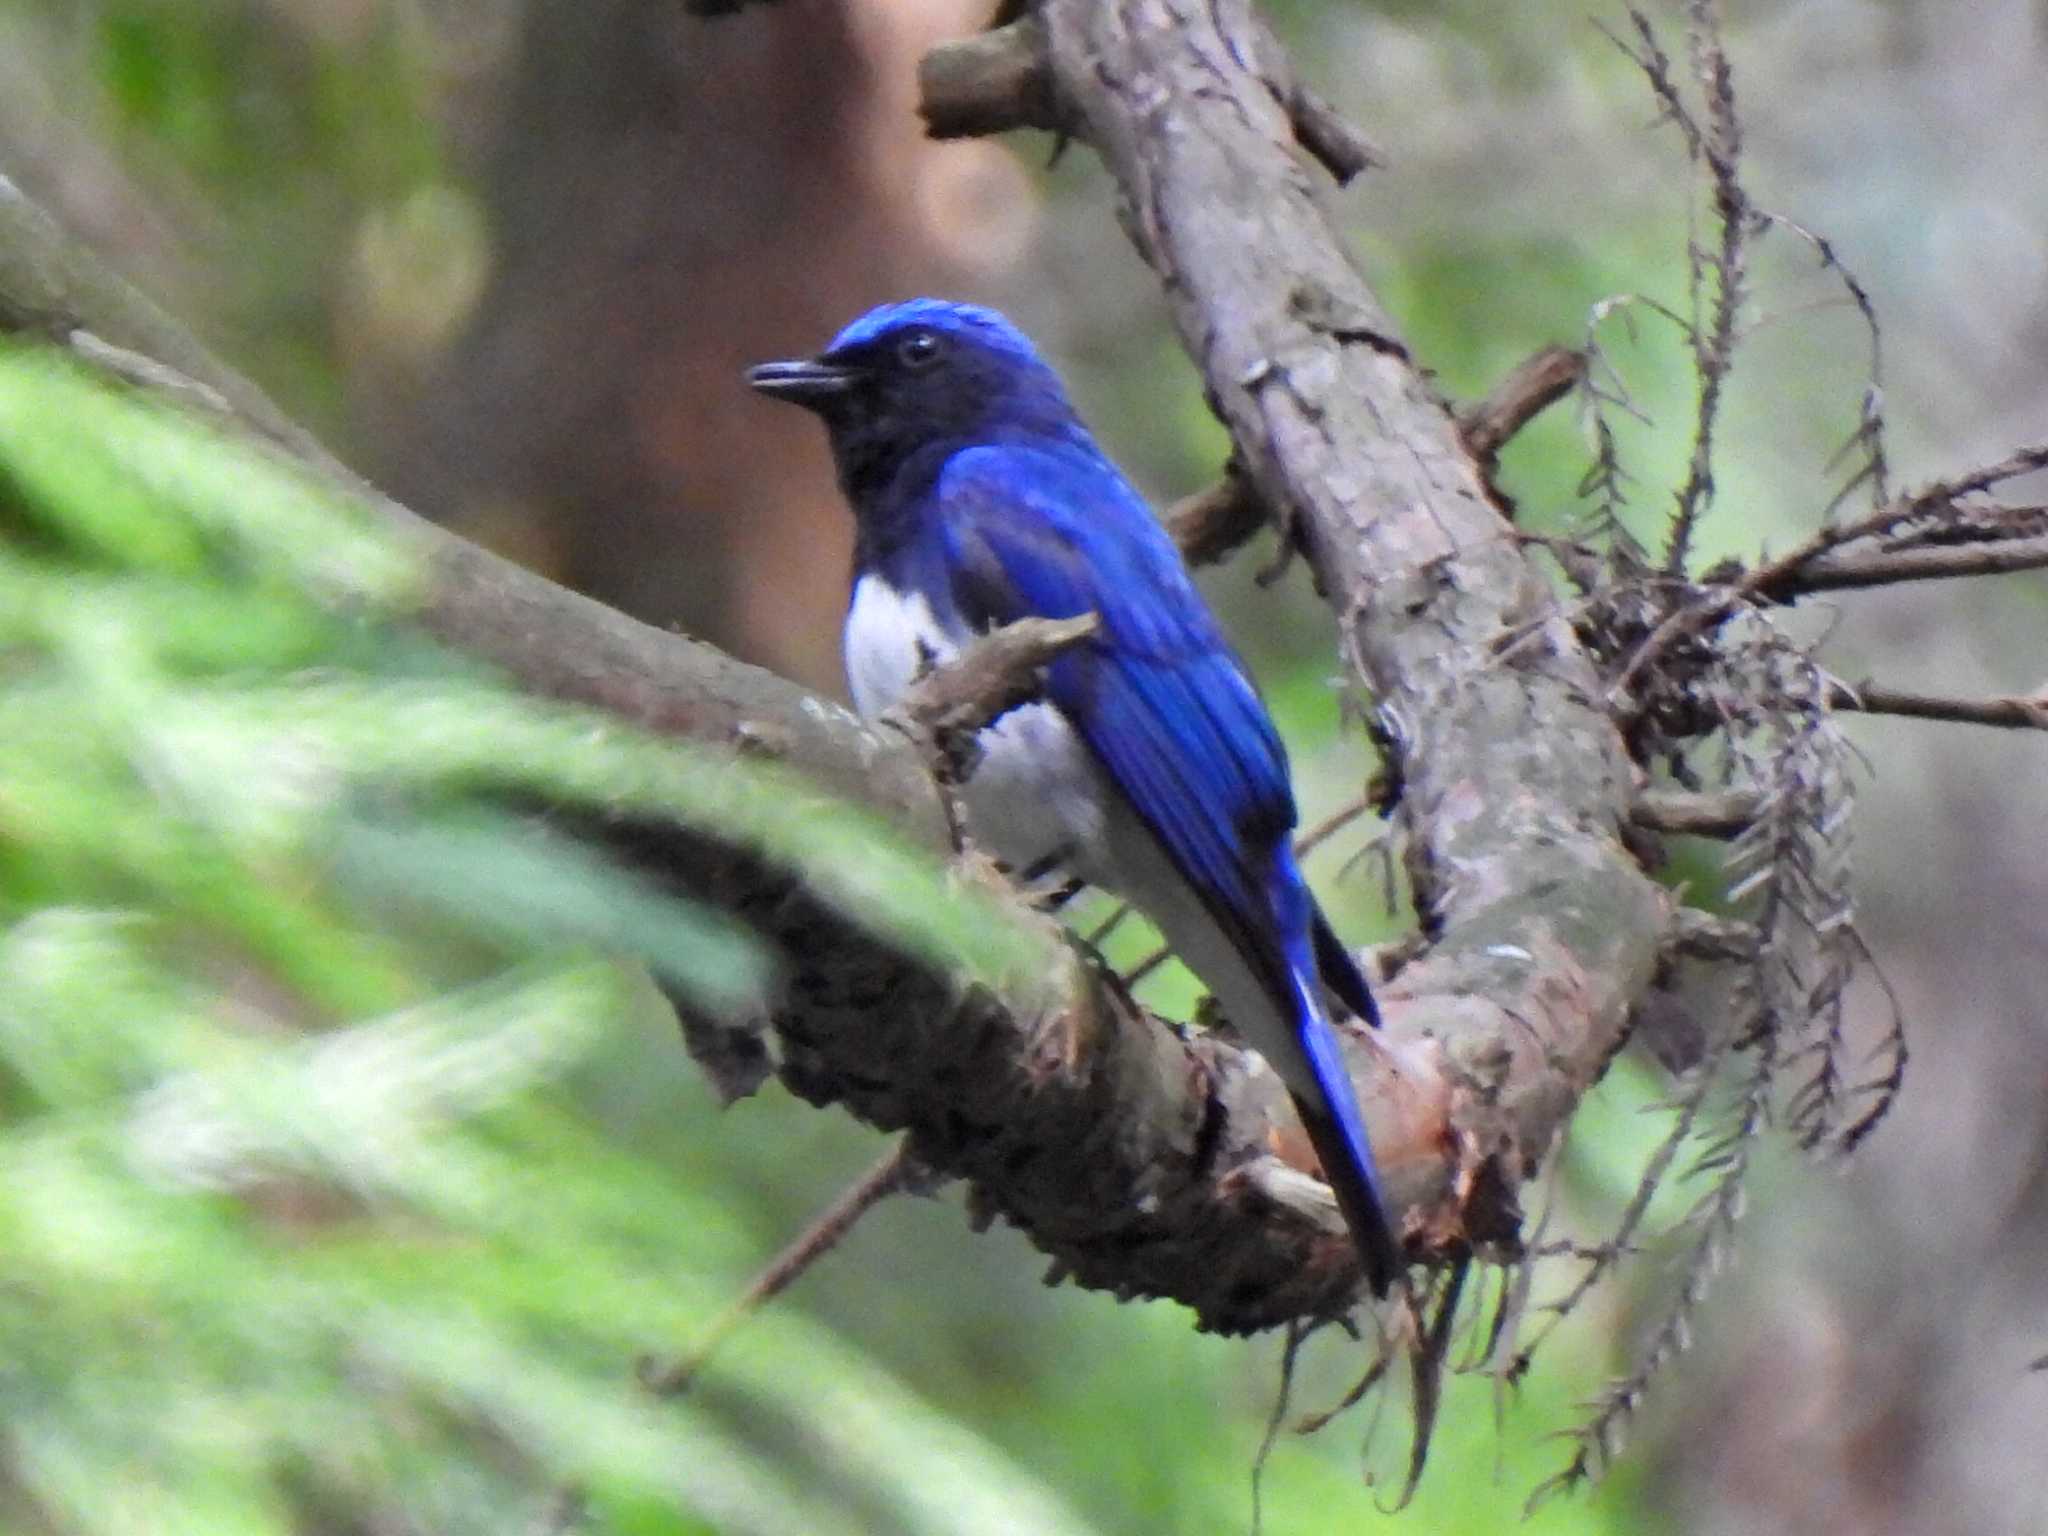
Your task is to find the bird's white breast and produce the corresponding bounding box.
[842,577,1305,1091]
[844,574,1109,878]
[844,576,950,720]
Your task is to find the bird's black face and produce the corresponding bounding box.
[747,314,1078,510]
[748,320,1060,436]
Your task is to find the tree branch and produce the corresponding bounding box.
[921,8,1382,183]
[1788,529,2048,592]
[1614,444,2048,702]
[640,1141,923,1395]
[1631,787,1758,838]
[892,613,1098,774]
[1163,470,1265,569]
[1458,344,1588,464]
[1832,681,2048,731]
[919,16,1063,143]
[1030,0,1671,1259]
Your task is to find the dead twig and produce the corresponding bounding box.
[639,1141,923,1396]
[1832,680,2048,731]
[1458,345,1588,464]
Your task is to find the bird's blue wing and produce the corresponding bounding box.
[933,444,1298,991]
[933,442,1401,1294]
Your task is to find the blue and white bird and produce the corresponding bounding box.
[747,299,1402,1295]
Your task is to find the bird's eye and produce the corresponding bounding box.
[896,329,943,369]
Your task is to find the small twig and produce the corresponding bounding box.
[1753,212,1891,509]
[1786,529,2048,592]
[1664,0,1750,578]
[1667,907,1756,962]
[1297,793,1373,859]
[1121,940,1173,991]
[1630,787,1759,838]
[1831,680,2048,731]
[1166,470,1267,569]
[1388,1261,1469,1511]
[1237,22,1383,183]
[1458,345,1588,463]
[1293,1340,1395,1437]
[1902,441,2048,504]
[1250,1320,1316,1536]
[1612,443,2048,705]
[1274,78,1382,185]
[918,15,1063,141]
[1749,442,2048,600]
[638,1141,922,1396]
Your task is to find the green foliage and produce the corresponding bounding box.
[0,350,1080,1535]
[6,0,456,427]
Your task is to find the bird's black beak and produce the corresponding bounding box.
[745,357,859,408]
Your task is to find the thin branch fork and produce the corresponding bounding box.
[1612,444,2048,704]
[1747,443,2048,602]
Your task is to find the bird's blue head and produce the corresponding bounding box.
[747,300,1086,507]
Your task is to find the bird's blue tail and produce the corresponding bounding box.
[1285,962,1403,1297]
[1313,910,1381,1029]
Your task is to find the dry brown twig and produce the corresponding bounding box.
[638,1141,923,1396]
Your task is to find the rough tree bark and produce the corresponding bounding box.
[927,0,1676,1260]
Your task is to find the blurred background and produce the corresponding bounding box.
[2,0,2047,1531]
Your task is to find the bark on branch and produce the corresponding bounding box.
[1023,0,1671,1259]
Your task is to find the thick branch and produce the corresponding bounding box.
[1035,0,1670,1248]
